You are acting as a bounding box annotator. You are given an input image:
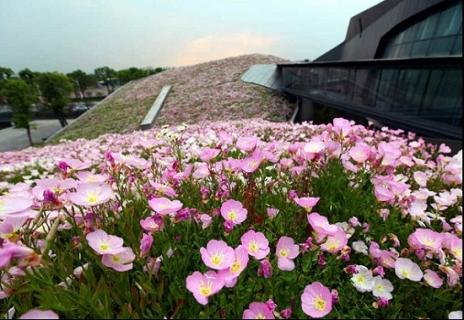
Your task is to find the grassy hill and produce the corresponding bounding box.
[50,54,294,142]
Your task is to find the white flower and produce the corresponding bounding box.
[449,311,462,319]
[395,258,423,281]
[351,265,374,292]
[372,276,393,300]
[352,240,368,255]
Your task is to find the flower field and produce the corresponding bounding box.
[0,118,462,319]
[50,54,293,142]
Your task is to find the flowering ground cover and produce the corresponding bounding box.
[0,118,462,319]
[50,54,293,142]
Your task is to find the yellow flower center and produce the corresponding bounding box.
[355,275,365,284]
[279,249,288,257]
[100,243,109,251]
[325,238,339,251]
[112,255,121,263]
[313,295,326,311]
[422,237,434,247]
[255,313,265,319]
[375,283,384,292]
[199,284,212,297]
[86,193,98,203]
[400,269,410,278]
[211,254,223,266]
[228,210,237,221]
[230,261,241,273]
[452,248,462,259]
[248,241,258,253]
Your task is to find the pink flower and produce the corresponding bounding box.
[19,309,59,319]
[150,182,177,197]
[257,259,272,278]
[423,269,444,288]
[148,197,183,216]
[0,242,35,269]
[199,148,221,162]
[349,144,371,163]
[241,155,263,173]
[76,171,106,184]
[241,230,270,260]
[395,258,423,281]
[303,139,326,154]
[219,246,249,287]
[438,265,460,287]
[242,302,275,319]
[68,183,114,207]
[101,247,135,272]
[307,212,339,237]
[276,236,300,271]
[320,229,348,254]
[186,271,224,305]
[266,208,279,219]
[200,240,235,270]
[369,242,397,269]
[301,282,333,318]
[236,136,258,152]
[443,234,462,262]
[140,216,164,233]
[295,197,320,212]
[140,233,153,257]
[199,214,213,229]
[220,199,247,226]
[413,171,428,187]
[408,228,444,252]
[86,230,124,255]
[0,195,33,216]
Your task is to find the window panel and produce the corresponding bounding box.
[427,36,455,56]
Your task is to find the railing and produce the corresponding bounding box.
[278,57,462,139]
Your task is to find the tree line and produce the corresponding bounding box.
[0,66,165,145]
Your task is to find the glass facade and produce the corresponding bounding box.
[280,61,462,137]
[382,1,462,58]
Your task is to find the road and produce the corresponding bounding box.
[0,119,75,152]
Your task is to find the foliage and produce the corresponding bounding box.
[117,67,165,85]
[37,72,74,127]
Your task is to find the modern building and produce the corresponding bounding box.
[242,0,462,146]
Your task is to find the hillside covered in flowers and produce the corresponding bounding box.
[0,118,462,319]
[50,54,294,142]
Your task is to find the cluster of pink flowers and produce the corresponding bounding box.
[0,117,461,318]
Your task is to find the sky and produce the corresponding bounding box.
[0,0,382,73]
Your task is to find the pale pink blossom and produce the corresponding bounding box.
[220,199,247,226]
[301,282,333,318]
[68,183,114,207]
[200,240,235,270]
[241,230,270,260]
[186,271,224,305]
[395,258,423,281]
[276,236,300,271]
[101,247,135,272]
[148,197,183,216]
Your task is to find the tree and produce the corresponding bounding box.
[116,67,166,85]
[0,79,37,146]
[0,67,14,82]
[18,68,39,86]
[37,72,73,127]
[94,67,116,95]
[67,70,96,108]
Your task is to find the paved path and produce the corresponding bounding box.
[0,119,75,152]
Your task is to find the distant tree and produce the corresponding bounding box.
[37,72,73,127]
[116,67,166,85]
[94,67,116,95]
[0,79,37,146]
[18,68,39,86]
[0,67,14,82]
[67,69,96,108]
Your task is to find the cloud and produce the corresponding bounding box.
[174,33,276,66]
